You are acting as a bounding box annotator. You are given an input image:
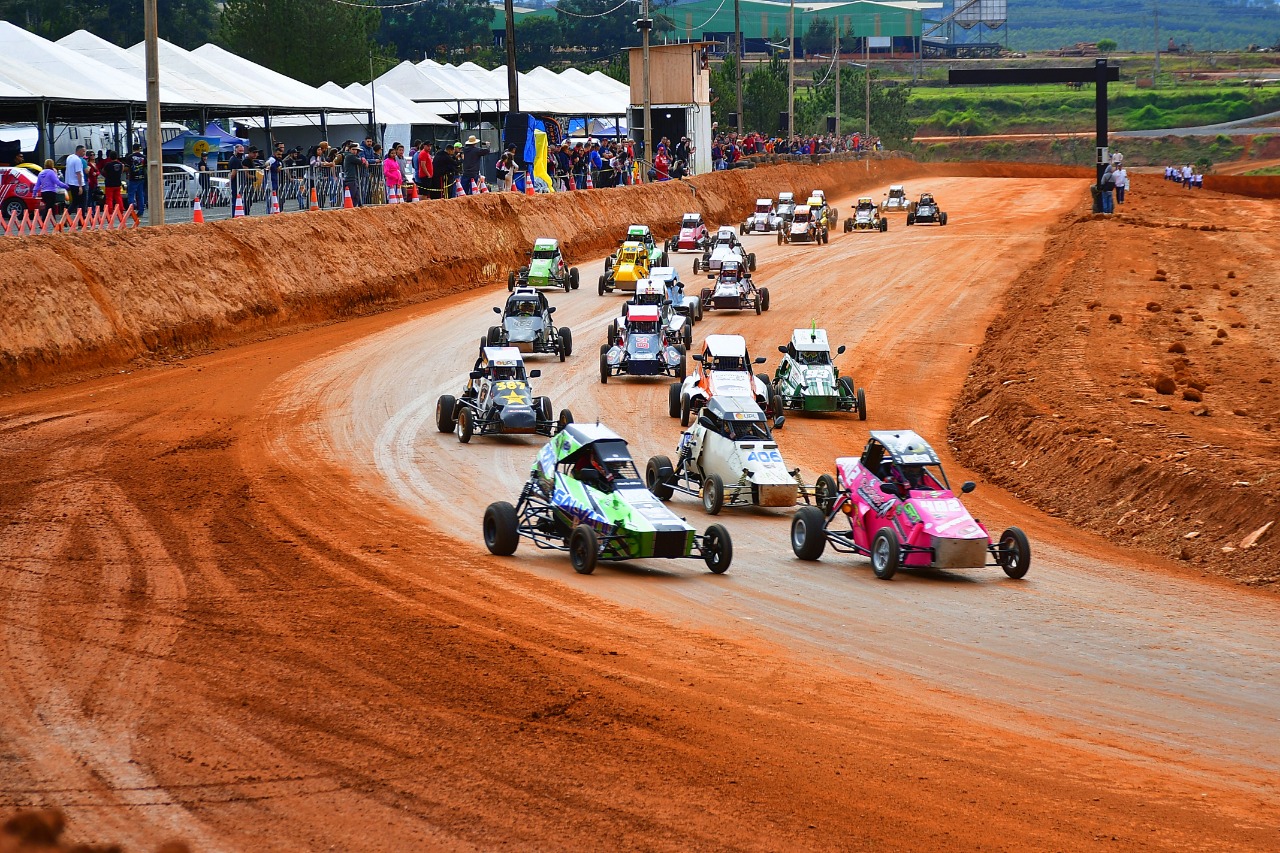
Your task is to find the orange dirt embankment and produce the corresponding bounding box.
[1204,174,1280,198]
[949,175,1280,586]
[0,160,1084,392]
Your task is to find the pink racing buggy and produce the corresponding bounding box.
[791,430,1031,580]
[667,212,711,253]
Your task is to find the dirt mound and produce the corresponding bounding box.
[949,175,1280,585]
[1204,174,1280,199]
[0,809,186,853]
[0,159,1084,393]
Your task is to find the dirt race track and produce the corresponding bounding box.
[2,169,1279,851]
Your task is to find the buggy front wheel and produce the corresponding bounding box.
[702,523,732,573]
[814,474,838,514]
[570,267,580,289]
[569,525,598,574]
[870,528,900,579]
[556,409,574,433]
[791,505,827,560]
[997,527,1031,579]
[857,387,867,421]
[435,394,457,433]
[645,455,675,500]
[702,474,725,515]
[483,502,520,556]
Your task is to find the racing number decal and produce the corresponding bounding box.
[746,450,783,464]
[495,381,528,404]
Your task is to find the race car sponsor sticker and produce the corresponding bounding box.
[635,337,650,350]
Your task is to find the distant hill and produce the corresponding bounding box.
[984,0,1280,52]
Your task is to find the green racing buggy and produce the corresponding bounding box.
[482,422,733,575]
[509,237,581,292]
[770,327,867,419]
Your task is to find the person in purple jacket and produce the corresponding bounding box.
[35,159,68,215]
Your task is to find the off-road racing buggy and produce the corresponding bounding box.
[649,266,703,322]
[486,288,574,362]
[771,327,866,419]
[666,213,711,253]
[482,422,733,575]
[647,396,823,514]
[435,347,573,444]
[906,193,947,226]
[779,205,828,245]
[607,224,668,269]
[509,237,581,292]
[776,192,797,229]
[599,304,687,382]
[806,191,834,226]
[599,241,651,294]
[882,185,909,213]
[607,279,692,348]
[693,227,757,275]
[789,430,1031,580]
[843,197,888,233]
[669,334,780,427]
[698,260,770,315]
[740,198,782,235]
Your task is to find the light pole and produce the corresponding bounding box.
[787,0,795,139]
[734,0,743,135]
[833,21,840,137]
[143,0,162,226]
[639,0,653,179]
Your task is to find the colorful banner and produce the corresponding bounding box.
[182,136,219,168]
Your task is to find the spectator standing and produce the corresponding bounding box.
[100,150,124,213]
[35,159,68,215]
[360,136,376,161]
[432,143,454,199]
[383,142,405,199]
[554,141,571,191]
[653,147,670,181]
[588,141,603,186]
[196,152,212,204]
[310,142,333,207]
[495,148,514,192]
[126,143,147,215]
[414,141,434,199]
[342,141,365,206]
[1182,163,1193,188]
[64,145,86,214]
[1113,157,1128,205]
[265,143,284,202]
[228,144,252,214]
[461,134,489,194]
[1098,158,1116,214]
[83,150,100,213]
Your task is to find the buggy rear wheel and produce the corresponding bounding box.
[645,455,675,500]
[791,506,827,561]
[668,383,682,418]
[675,346,687,380]
[997,527,1031,579]
[598,275,608,296]
[487,325,503,347]
[747,252,757,271]
[760,287,770,312]
[940,212,948,226]
[483,501,520,556]
[701,474,725,515]
[680,393,695,427]
[435,394,457,433]
[857,387,867,421]
[569,525,598,575]
[559,327,573,358]
[880,218,888,232]
[702,524,732,573]
[870,528,900,579]
[598,350,610,384]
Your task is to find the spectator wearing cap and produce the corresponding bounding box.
[342,141,366,206]
[461,134,490,195]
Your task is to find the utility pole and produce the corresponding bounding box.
[1153,0,1161,82]
[144,0,163,226]
[833,21,840,137]
[504,0,520,112]
[640,0,653,179]
[734,0,743,134]
[787,0,795,139]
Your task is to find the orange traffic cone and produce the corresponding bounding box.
[269,190,280,214]
[342,187,354,209]
[585,171,594,189]
[567,174,577,191]
[192,195,205,223]
[233,193,246,218]
[524,174,535,196]
[309,186,319,211]
[479,175,490,194]
[453,176,464,197]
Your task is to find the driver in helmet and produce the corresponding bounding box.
[512,298,538,317]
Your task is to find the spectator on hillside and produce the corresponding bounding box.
[1182,163,1193,187]
[100,150,124,212]
[461,135,489,194]
[35,158,67,215]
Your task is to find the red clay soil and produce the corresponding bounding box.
[1203,173,1280,198]
[950,175,1280,585]
[0,159,1085,393]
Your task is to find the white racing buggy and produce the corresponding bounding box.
[740,198,782,234]
[607,279,692,348]
[486,288,574,361]
[882,185,909,213]
[669,334,780,427]
[843,197,888,233]
[779,204,828,244]
[693,227,757,275]
[647,396,819,514]
[776,192,797,229]
[600,304,687,382]
[698,260,769,315]
[649,266,703,322]
[771,327,866,419]
[436,347,572,443]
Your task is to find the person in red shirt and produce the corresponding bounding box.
[654,149,670,181]
[98,150,125,212]
[83,150,101,213]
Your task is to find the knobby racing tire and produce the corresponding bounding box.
[791,505,827,561]
[598,275,608,296]
[760,287,770,312]
[814,474,839,514]
[777,232,784,246]
[457,407,474,444]
[997,527,1031,579]
[507,270,516,291]
[880,218,888,232]
[569,525,598,574]
[870,527,900,579]
[487,326,503,347]
[702,523,732,573]
[940,212,948,226]
[599,347,610,384]
[754,296,762,316]
[857,387,867,421]
[645,455,675,500]
[701,474,725,515]
[668,383,682,418]
[770,394,784,424]
[537,396,553,423]
[559,327,573,358]
[748,253,757,271]
[483,501,520,556]
[570,267,580,289]
[435,394,457,433]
